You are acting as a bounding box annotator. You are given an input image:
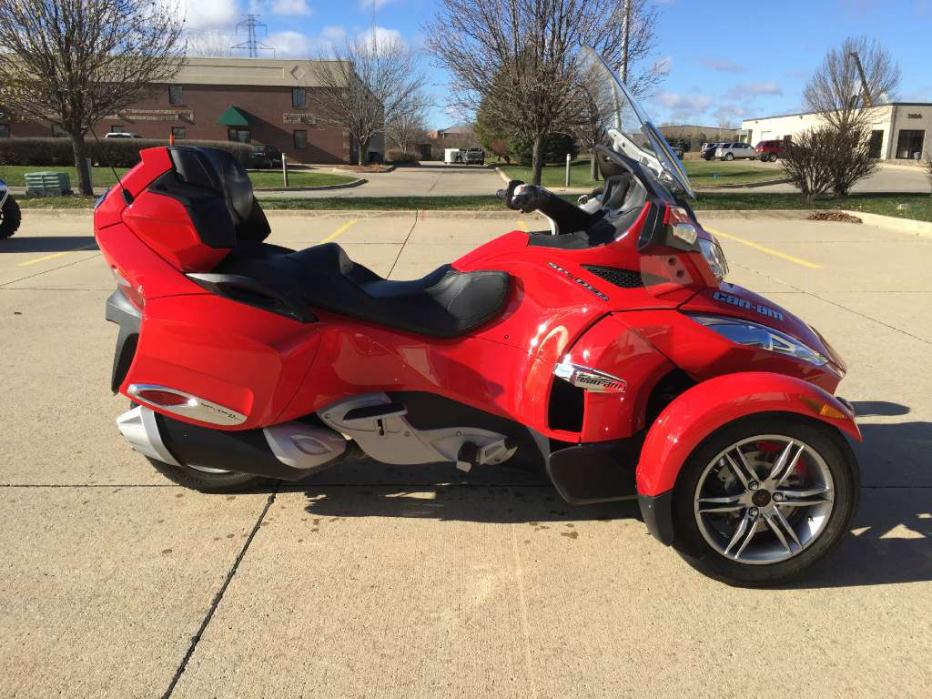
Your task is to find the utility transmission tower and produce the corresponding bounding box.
[232,14,275,58]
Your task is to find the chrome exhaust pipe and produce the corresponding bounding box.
[115,405,348,480]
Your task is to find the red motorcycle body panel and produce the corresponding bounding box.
[635,372,861,497]
[95,146,856,509]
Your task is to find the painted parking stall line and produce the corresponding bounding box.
[704,225,822,270]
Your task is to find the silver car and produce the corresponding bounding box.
[714,142,757,161]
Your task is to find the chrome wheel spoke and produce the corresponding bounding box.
[698,494,745,514]
[767,441,805,486]
[764,508,801,553]
[724,450,756,489]
[723,511,758,558]
[695,433,835,565]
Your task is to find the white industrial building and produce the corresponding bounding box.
[740,103,932,160]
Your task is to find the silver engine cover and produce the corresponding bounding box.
[318,394,516,468]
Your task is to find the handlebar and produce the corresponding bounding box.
[497,179,600,236]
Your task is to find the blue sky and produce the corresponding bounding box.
[178,0,932,128]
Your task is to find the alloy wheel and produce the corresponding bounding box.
[693,434,835,565]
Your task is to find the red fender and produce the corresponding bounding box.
[636,371,861,498]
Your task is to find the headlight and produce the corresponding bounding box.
[699,237,729,280]
[690,314,828,366]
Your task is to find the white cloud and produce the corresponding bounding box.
[356,26,405,51]
[359,0,398,10]
[267,30,312,57]
[174,0,239,31]
[653,91,713,118]
[727,81,783,98]
[700,57,744,73]
[272,0,312,15]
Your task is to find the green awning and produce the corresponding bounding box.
[217,105,251,127]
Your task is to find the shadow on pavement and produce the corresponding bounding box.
[285,404,930,588]
[0,235,97,253]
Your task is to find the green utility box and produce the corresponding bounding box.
[24,171,72,196]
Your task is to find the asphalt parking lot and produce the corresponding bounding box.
[1,208,930,697]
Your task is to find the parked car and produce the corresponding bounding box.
[246,145,283,169]
[104,132,139,139]
[462,147,486,166]
[699,142,723,160]
[715,142,757,161]
[755,139,786,162]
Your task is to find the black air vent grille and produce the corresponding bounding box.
[583,265,644,289]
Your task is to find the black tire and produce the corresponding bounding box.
[672,413,860,587]
[128,401,272,493]
[724,152,735,161]
[147,457,271,493]
[770,153,779,162]
[0,196,22,240]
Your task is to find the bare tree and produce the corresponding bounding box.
[0,0,183,195]
[803,36,900,133]
[781,128,835,203]
[385,95,430,156]
[427,0,662,185]
[317,36,427,166]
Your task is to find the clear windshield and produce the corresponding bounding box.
[578,48,695,199]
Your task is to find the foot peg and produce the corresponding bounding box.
[456,438,516,472]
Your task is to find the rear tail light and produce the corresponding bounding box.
[127,384,246,426]
[135,389,192,407]
[112,268,145,308]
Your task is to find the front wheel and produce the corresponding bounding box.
[724,153,735,161]
[672,414,859,587]
[0,196,22,240]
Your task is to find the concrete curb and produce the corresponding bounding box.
[253,178,367,192]
[839,209,932,238]
[695,176,792,190]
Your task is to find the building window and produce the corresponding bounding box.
[51,124,68,137]
[110,125,125,133]
[895,129,924,160]
[292,87,306,108]
[169,85,184,106]
[293,129,307,149]
[171,127,186,140]
[0,124,9,138]
[228,127,251,143]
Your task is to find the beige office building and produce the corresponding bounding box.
[740,103,932,160]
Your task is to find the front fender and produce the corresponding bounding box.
[636,372,860,544]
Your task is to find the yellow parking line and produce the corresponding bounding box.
[704,226,822,270]
[320,218,359,243]
[18,244,97,267]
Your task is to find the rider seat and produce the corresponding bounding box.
[164,147,510,338]
[218,240,510,338]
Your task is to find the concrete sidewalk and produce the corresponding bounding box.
[0,210,929,697]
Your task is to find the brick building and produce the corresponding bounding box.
[0,57,382,164]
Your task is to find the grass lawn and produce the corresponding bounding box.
[685,159,785,187]
[0,165,355,190]
[694,192,932,222]
[14,191,932,223]
[500,158,784,189]
[260,195,505,211]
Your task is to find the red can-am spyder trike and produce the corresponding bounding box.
[94,52,860,586]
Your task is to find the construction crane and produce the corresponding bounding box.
[848,51,873,108]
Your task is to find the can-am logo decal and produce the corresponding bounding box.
[713,290,784,321]
[548,262,609,301]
